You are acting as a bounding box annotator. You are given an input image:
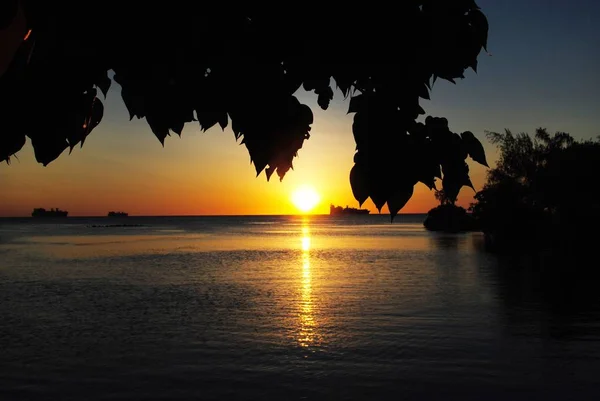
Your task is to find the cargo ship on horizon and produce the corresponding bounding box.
[31,208,68,217]
[108,211,129,217]
[330,204,370,215]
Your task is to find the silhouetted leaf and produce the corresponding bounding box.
[348,95,364,114]
[197,111,220,132]
[218,112,228,130]
[32,137,69,166]
[0,132,25,163]
[95,71,111,97]
[352,112,369,150]
[464,177,475,190]
[334,74,353,98]
[0,1,26,78]
[276,161,292,181]
[388,185,414,221]
[419,175,437,190]
[80,97,104,148]
[265,165,275,181]
[146,113,170,145]
[419,84,430,100]
[424,76,432,90]
[254,158,267,177]
[470,9,489,51]
[88,98,104,131]
[461,131,488,166]
[317,86,334,110]
[171,121,185,136]
[231,118,243,139]
[120,87,145,120]
[297,103,314,126]
[370,189,388,213]
[470,58,478,73]
[350,163,369,206]
[442,176,461,204]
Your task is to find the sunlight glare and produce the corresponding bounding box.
[302,236,311,252]
[298,222,316,348]
[291,186,320,213]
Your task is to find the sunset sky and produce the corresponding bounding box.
[1,0,599,217]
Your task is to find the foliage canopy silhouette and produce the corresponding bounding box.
[0,1,489,218]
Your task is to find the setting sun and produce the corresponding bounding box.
[291,186,320,213]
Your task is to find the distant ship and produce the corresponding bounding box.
[107,211,128,217]
[31,208,68,217]
[330,204,370,215]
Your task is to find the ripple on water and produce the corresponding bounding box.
[1,216,599,400]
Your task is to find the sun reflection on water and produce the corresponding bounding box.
[301,227,311,252]
[297,220,319,348]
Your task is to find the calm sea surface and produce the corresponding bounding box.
[1,215,599,400]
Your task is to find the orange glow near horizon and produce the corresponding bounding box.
[0,87,489,217]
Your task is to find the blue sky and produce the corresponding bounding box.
[423,0,600,141]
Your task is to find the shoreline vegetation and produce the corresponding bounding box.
[423,204,478,233]
[422,128,600,272]
[467,128,600,269]
[423,188,479,233]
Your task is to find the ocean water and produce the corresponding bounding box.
[1,215,599,400]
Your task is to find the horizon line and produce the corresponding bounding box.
[0,212,429,218]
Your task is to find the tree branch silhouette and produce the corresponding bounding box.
[0,1,489,218]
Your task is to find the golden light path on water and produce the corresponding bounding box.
[297,219,318,348]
